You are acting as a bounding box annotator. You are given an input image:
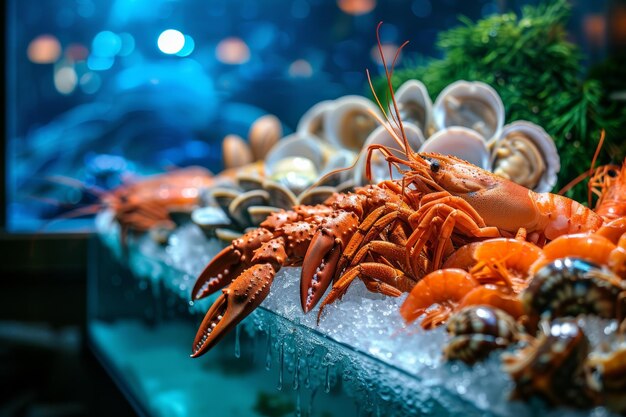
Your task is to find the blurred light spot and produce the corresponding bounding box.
[54,66,78,94]
[247,23,278,50]
[289,59,313,77]
[292,0,310,18]
[583,15,606,47]
[370,43,400,66]
[92,31,122,57]
[411,0,431,18]
[79,72,101,94]
[216,37,250,64]
[158,29,185,54]
[27,35,61,64]
[176,35,195,57]
[77,0,95,18]
[118,33,136,56]
[338,0,376,15]
[87,55,114,71]
[65,44,89,61]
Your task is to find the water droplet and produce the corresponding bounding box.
[324,364,331,393]
[234,325,241,358]
[188,300,194,307]
[277,341,284,391]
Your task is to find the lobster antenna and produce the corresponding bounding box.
[556,130,605,202]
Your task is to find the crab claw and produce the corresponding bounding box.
[191,263,275,358]
[191,228,273,301]
[300,211,359,313]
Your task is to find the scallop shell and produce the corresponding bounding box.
[222,134,253,170]
[353,122,425,185]
[433,81,504,145]
[324,95,382,152]
[297,100,336,141]
[395,80,434,136]
[249,114,282,161]
[265,134,323,194]
[419,127,491,170]
[490,121,560,192]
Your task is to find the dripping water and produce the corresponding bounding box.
[277,341,284,391]
[292,351,300,390]
[307,386,318,417]
[324,364,331,393]
[265,329,272,371]
[234,325,241,358]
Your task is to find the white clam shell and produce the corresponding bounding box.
[264,134,323,193]
[324,95,382,152]
[419,127,491,170]
[433,81,504,145]
[354,123,425,185]
[297,100,336,141]
[491,121,560,193]
[394,80,434,136]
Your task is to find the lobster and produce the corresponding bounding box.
[189,23,603,357]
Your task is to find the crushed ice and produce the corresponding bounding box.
[96,212,620,417]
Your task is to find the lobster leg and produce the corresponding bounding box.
[300,211,360,313]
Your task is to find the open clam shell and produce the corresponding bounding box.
[265,134,323,194]
[395,80,434,136]
[433,81,504,145]
[419,127,491,170]
[324,95,382,152]
[263,180,299,210]
[490,121,560,192]
[297,100,336,142]
[353,122,425,185]
[209,187,241,216]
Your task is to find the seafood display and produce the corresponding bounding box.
[89,26,626,417]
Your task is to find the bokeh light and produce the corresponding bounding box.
[288,59,313,77]
[118,33,136,56]
[79,72,102,94]
[54,65,78,94]
[370,43,401,66]
[216,37,250,64]
[92,31,122,57]
[27,35,62,64]
[337,0,376,15]
[87,55,114,71]
[158,29,185,54]
[176,35,195,57]
[65,43,89,61]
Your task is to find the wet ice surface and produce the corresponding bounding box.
[96,212,619,417]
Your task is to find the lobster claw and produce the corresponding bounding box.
[191,228,273,301]
[191,263,275,358]
[300,211,359,313]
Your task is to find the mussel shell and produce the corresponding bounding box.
[298,186,337,206]
[236,173,264,192]
[247,205,281,226]
[394,80,434,136]
[523,258,625,324]
[263,180,299,210]
[215,228,244,243]
[324,95,381,152]
[490,121,560,193]
[191,206,233,236]
[419,127,491,170]
[433,81,504,145]
[209,187,241,215]
[228,189,270,228]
